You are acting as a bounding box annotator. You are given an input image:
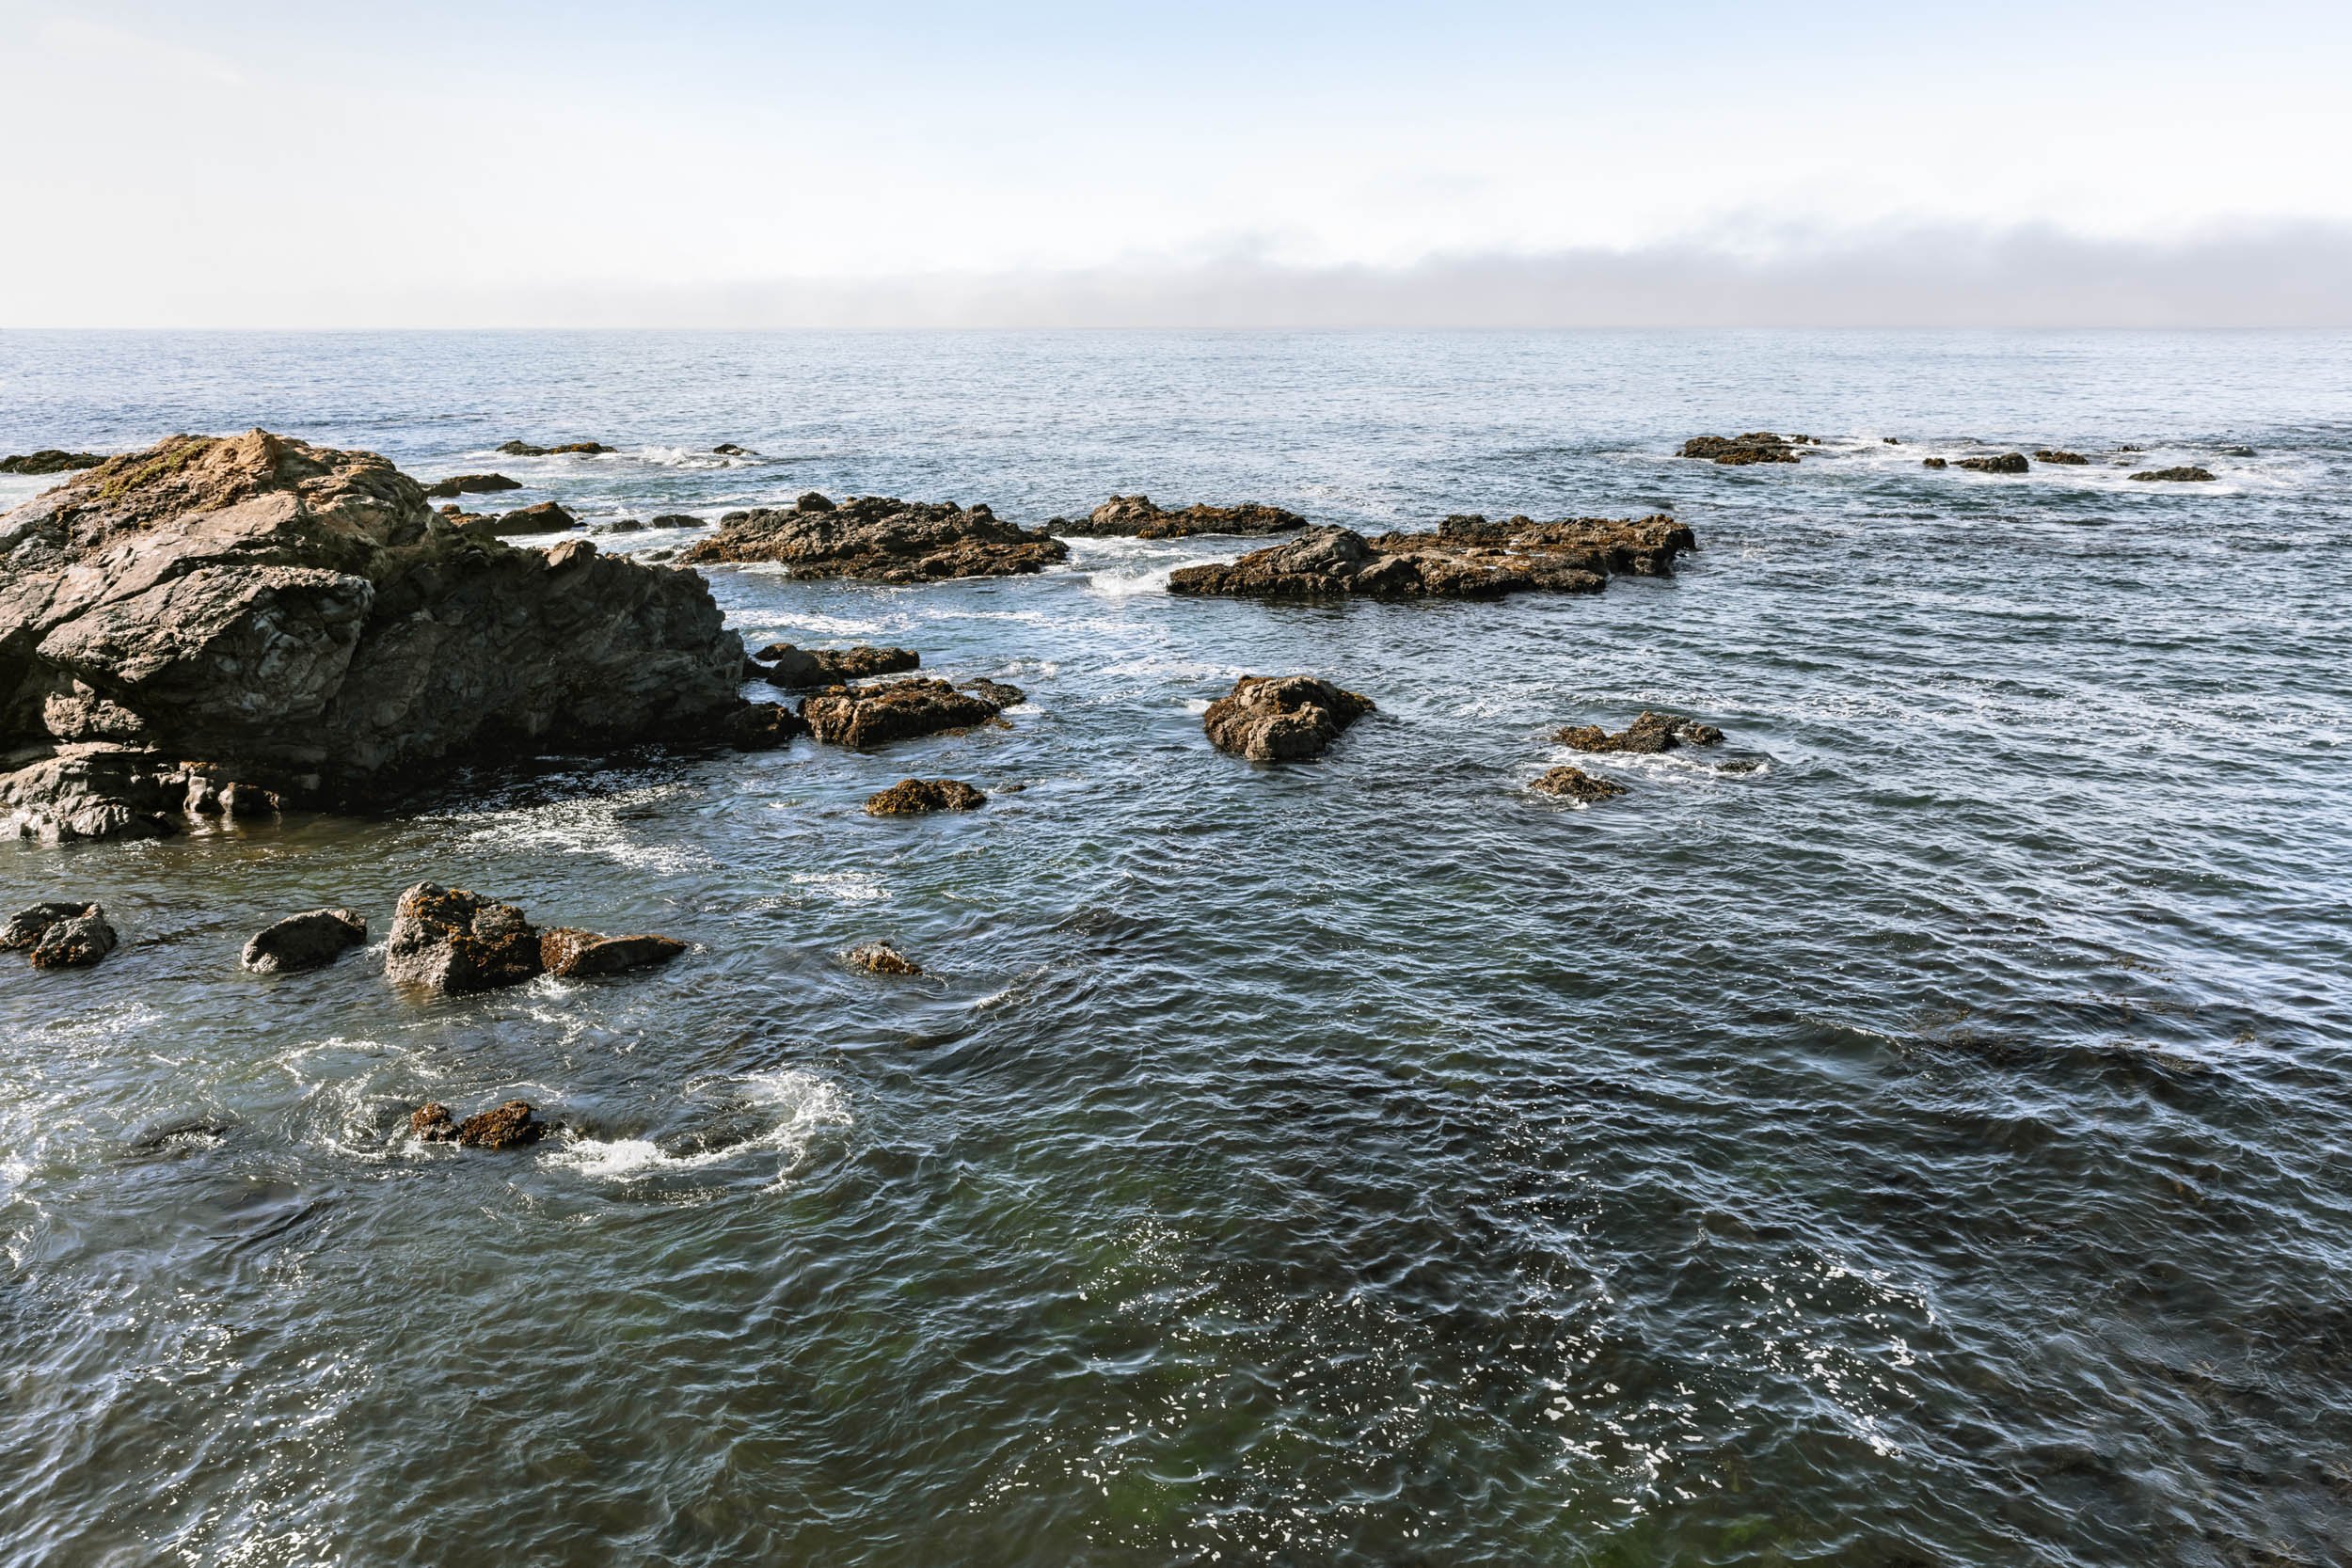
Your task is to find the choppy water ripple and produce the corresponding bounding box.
[2,330,2350,1565]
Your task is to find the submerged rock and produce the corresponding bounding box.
[3,899,117,968]
[1530,766,1627,802]
[848,941,921,975]
[1922,457,1948,469]
[1555,711,1724,755]
[384,882,543,993]
[800,678,1010,748]
[682,493,1067,581]
[0,450,106,475]
[958,677,1024,708]
[1678,433,1803,466]
[0,431,744,842]
[242,908,367,974]
[2130,467,2217,483]
[2218,445,2257,457]
[496,440,613,456]
[1957,453,2030,474]
[865,777,987,816]
[1203,674,1374,762]
[1050,494,1310,539]
[1168,515,1692,603]
[540,927,686,977]
[422,473,520,499]
[756,643,920,689]
[712,443,756,457]
[2032,450,2090,466]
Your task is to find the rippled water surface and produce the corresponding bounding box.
[3,331,2349,1566]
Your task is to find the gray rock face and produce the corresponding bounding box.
[0,431,745,841]
[242,908,368,974]
[384,881,543,994]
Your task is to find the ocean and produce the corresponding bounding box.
[2,329,2348,1565]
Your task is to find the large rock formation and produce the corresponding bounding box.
[0,431,746,841]
[801,678,1013,748]
[682,492,1067,581]
[1049,495,1309,539]
[1168,515,1693,602]
[1678,433,1814,466]
[385,883,544,993]
[1202,675,1374,761]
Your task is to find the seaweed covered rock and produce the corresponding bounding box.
[413,1099,549,1148]
[756,643,919,688]
[865,778,987,815]
[0,431,745,841]
[540,927,687,977]
[1203,674,1374,762]
[1,451,106,475]
[1530,766,1626,802]
[2,899,116,968]
[682,493,1067,581]
[242,908,367,974]
[2130,467,2217,483]
[848,941,922,975]
[1678,433,1804,466]
[1051,494,1310,539]
[1554,711,1724,755]
[384,882,543,993]
[800,678,1010,748]
[1168,515,1692,602]
[2032,450,2089,466]
[422,473,520,499]
[497,440,613,456]
[1957,453,2029,474]
[1922,457,1948,469]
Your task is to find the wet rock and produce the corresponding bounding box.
[1050,494,1310,539]
[755,643,920,689]
[2130,467,2217,483]
[728,701,809,751]
[594,519,644,534]
[647,514,703,529]
[410,1102,457,1142]
[384,881,543,993]
[1554,711,1724,754]
[958,677,1024,708]
[1922,457,1948,469]
[848,941,921,975]
[800,678,1009,748]
[2218,445,2257,457]
[0,431,744,842]
[4,899,117,967]
[493,500,579,535]
[422,473,520,499]
[2120,444,2146,452]
[1531,766,1627,802]
[242,907,367,974]
[540,927,687,977]
[496,440,613,456]
[866,777,986,816]
[2032,450,2090,466]
[1883,436,1902,445]
[1957,453,2030,474]
[712,443,756,457]
[0,450,106,475]
[682,493,1067,581]
[1678,433,1801,466]
[1168,515,1692,602]
[457,1100,547,1148]
[1203,674,1374,762]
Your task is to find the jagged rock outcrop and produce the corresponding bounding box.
[497,440,613,456]
[1530,766,1626,802]
[683,493,1067,581]
[2032,450,2089,466]
[412,1099,548,1148]
[1049,494,1310,539]
[422,473,520,499]
[1555,711,1724,754]
[865,778,986,815]
[540,927,686,977]
[1,451,106,475]
[242,908,367,974]
[801,678,1012,748]
[756,643,919,689]
[385,882,543,993]
[0,431,745,841]
[1958,453,2029,474]
[2130,467,2216,483]
[1203,675,1374,761]
[1678,433,1816,466]
[848,941,921,975]
[2,900,117,968]
[1168,515,1693,602]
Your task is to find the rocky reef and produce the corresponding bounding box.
[1203,675,1374,761]
[1049,495,1309,539]
[1678,433,1817,466]
[1168,515,1693,602]
[865,778,986,815]
[497,440,612,456]
[849,941,922,975]
[1,451,106,475]
[683,492,1067,582]
[801,678,1017,748]
[1556,711,1724,754]
[421,473,520,499]
[412,1099,549,1148]
[0,430,746,841]
[2131,467,2216,483]
[2032,450,2090,466]
[385,881,685,994]
[756,643,920,689]
[1530,766,1626,802]
[1957,453,2030,474]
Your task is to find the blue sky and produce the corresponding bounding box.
[3,1,2347,325]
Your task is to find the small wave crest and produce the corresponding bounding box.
[550,1069,849,1186]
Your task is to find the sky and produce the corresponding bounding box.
[2,0,2348,326]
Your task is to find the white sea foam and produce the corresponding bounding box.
[550,1069,849,1185]
[789,869,888,904]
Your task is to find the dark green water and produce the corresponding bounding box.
[2,331,2348,1565]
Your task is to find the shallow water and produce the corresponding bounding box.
[2,330,2349,1566]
